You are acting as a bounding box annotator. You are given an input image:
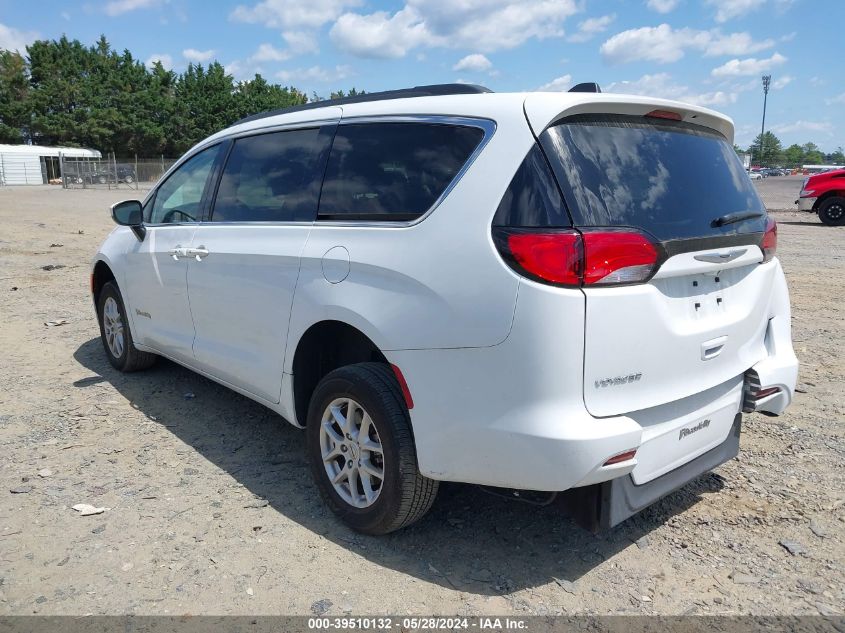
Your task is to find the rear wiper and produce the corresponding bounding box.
[711,211,764,227]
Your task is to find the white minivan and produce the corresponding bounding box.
[92,84,798,534]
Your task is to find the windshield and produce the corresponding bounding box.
[540,114,767,241]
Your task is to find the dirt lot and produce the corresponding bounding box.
[0,177,842,616]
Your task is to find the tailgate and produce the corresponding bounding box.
[584,250,773,416]
[533,109,773,417]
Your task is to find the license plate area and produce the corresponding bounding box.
[627,376,743,485]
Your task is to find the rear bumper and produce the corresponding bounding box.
[566,414,742,531]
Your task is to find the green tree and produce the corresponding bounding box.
[782,144,804,168]
[4,35,354,156]
[802,142,825,165]
[233,74,307,121]
[749,131,783,166]
[0,50,31,143]
[825,146,845,165]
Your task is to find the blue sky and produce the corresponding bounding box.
[1,0,843,150]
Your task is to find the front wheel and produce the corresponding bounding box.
[306,363,438,534]
[96,282,157,372]
[818,196,845,226]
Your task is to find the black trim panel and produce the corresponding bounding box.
[599,413,742,529]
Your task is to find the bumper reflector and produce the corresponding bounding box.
[603,449,637,466]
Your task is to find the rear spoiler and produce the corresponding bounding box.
[523,93,734,142]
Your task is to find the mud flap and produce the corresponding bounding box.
[562,414,741,532]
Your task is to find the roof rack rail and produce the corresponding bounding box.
[233,83,493,126]
[568,82,602,93]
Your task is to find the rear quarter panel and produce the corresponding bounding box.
[284,110,536,369]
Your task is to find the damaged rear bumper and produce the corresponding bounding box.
[563,413,741,531]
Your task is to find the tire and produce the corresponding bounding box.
[123,175,134,184]
[818,197,845,226]
[96,281,157,372]
[306,362,438,534]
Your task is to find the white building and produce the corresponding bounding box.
[0,144,101,186]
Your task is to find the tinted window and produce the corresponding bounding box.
[318,122,484,221]
[493,145,569,227]
[148,145,221,224]
[540,114,767,240]
[211,127,332,222]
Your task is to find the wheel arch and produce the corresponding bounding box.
[290,320,390,427]
[92,258,117,306]
[813,190,845,211]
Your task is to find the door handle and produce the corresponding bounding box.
[188,246,209,261]
[168,245,189,260]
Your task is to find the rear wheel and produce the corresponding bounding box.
[818,197,845,226]
[306,363,438,534]
[97,282,157,372]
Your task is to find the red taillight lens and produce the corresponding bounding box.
[495,228,659,287]
[582,230,659,285]
[762,216,777,263]
[505,231,583,285]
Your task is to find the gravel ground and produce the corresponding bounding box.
[0,179,842,616]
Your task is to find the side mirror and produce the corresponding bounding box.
[111,200,145,241]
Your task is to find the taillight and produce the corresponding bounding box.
[582,230,659,285]
[493,228,659,287]
[761,216,777,263]
[502,230,582,285]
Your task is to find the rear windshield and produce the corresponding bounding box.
[540,114,767,241]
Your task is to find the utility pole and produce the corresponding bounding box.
[760,75,771,167]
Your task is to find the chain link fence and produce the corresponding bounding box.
[59,153,178,190]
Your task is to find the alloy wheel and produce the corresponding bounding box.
[319,397,385,508]
[102,296,125,359]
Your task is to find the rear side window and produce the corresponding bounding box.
[211,127,333,222]
[540,114,767,241]
[493,145,569,227]
[318,122,484,221]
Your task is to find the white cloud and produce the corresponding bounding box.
[646,0,679,13]
[711,52,787,77]
[250,43,291,62]
[705,0,766,23]
[600,24,773,64]
[230,0,360,29]
[607,72,738,107]
[704,32,774,57]
[283,30,319,55]
[183,48,215,63]
[772,75,793,90]
[771,120,834,135]
[567,14,615,43]
[825,93,845,106]
[104,0,162,17]
[329,8,429,58]
[330,0,579,58]
[276,64,352,82]
[453,54,493,73]
[145,53,173,69]
[537,74,573,92]
[225,60,254,80]
[0,22,38,52]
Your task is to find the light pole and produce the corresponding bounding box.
[760,74,771,167]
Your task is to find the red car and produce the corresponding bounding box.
[796,169,845,226]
